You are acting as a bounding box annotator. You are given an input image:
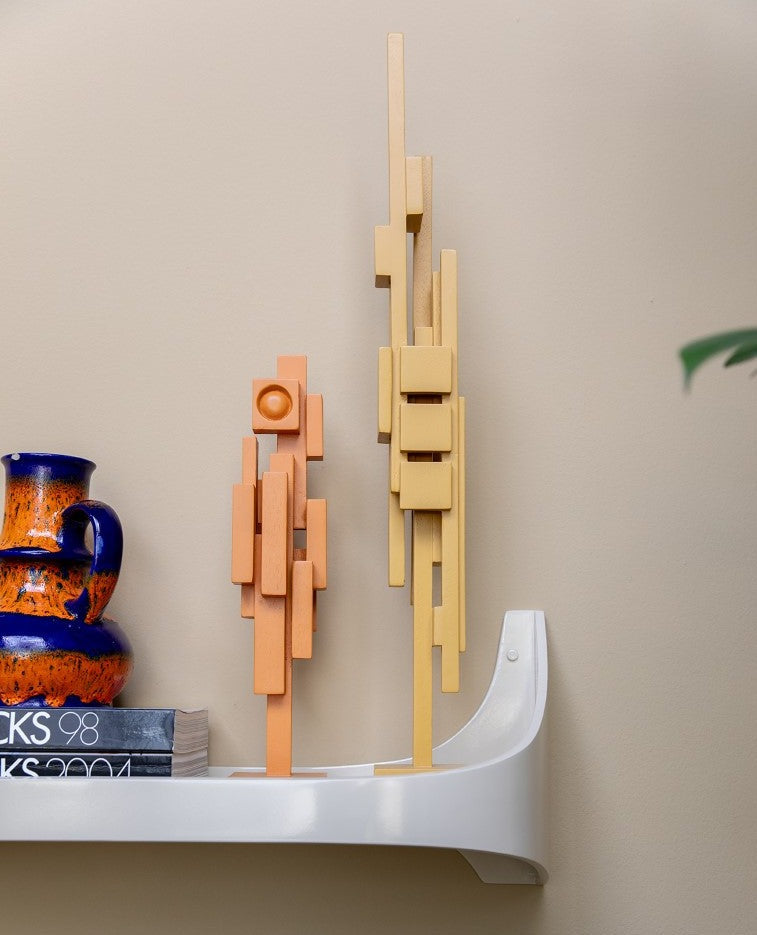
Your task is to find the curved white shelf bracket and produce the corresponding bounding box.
[0,610,548,884]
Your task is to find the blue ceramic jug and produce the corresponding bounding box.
[0,453,132,707]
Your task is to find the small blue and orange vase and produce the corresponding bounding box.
[0,453,132,707]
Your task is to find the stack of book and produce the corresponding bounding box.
[0,708,208,778]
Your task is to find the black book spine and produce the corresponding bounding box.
[0,751,174,777]
[0,708,178,752]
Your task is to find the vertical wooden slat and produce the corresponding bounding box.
[292,560,314,659]
[242,436,258,485]
[378,346,393,443]
[458,396,466,652]
[305,499,328,590]
[388,489,405,587]
[276,355,308,529]
[412,512,434,768]
[260,471,288,596]
[305,394,324,460]
[412,155,433,331]
[252,534,286,695]
[231,483,256,584]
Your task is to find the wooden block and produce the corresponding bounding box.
[412,512,434,768]
[256,474,265,525]
[439,642,460,694]
[387,32,407,243]
[432,605,443,648]
[440,249,458,349]
[277,355,307,382]
[437,247,462,679]
[377,346,393,443]
[242,436,258,485]
[400,345,453,394]
[231,483,256,584]
[241,583,255,618]
[399,461,452,511]
[380,34,410,492]
[399,402,452,453]
[384,32,409,348]
[439,482,461,692]
[252,535,286,695]
[291,560,314,659]
[261,470,288,596]
[413,326,433,347]
[305,499,327,589]
[409,513,415,608]
[306,394,324,460]
[388,489,405,586]
[390,348,402,492]
[412,155,433,330]
[437,484,461,689]
[254,594,286,694]
[458,396,466,652]
[275,357,308,529]
[374,224,392,288]
[432,512,442,565]
[269,451,295,565]
[405,156,423,232]
[252,378,300,434]
[438,604,460,693]
[432,269,441,346]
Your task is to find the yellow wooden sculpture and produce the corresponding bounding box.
[374,34,466,772]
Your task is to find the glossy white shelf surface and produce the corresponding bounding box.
[0,610,548,884]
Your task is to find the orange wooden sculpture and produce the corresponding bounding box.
[231,356,327,776]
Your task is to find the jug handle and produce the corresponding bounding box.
[59,500,123,624]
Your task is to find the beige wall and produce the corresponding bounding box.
[2,2,756,932]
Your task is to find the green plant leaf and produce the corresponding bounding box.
[679,329,757,386]
[724,342,757,368]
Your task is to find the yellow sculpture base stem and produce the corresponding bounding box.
[373,765,459,776]
[413,512,434,768]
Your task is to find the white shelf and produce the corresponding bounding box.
[0,610,548,884]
